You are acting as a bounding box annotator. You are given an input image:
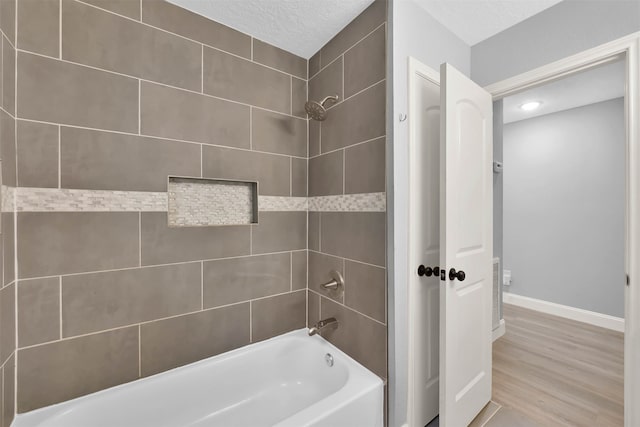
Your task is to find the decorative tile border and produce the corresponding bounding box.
[11,187,167,212]
[1,187,386,213]
[259,196,308,211]
[308,192,386,212]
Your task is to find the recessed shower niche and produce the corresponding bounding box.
[167,176,258,227]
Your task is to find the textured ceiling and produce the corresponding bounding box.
[503,59,625,124]
[416,0,563,46]
[167,0,375,59]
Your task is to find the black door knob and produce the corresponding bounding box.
[417,265,432,276]
[449,268,466,281]
[418,265,439,277]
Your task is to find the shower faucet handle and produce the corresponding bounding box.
[320,270,344,291]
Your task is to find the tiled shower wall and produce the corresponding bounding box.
[14,0,308,413]
[0,0,17,424]
[307,0,388,381]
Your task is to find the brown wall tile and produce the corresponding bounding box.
[251,291,305,342]
[203,47,291,114]
[292,77,307,119]
[62,263,202,337]
[141,212,250,265]
[321,80,385,153]
[140,303,250,376]
[308,212,320,252]
[3,354,15,426]
[17,0,59,57]
[3,213,14,286]
[308,57,342,107]
[3,36,15,116]
[203,253,290,308]
[321,212,386,266]
[60,127,201,192]
[202,145,290,196]
[320,0,386,67]
[17,212,140,278]
[0,0,15,46]
[345,260,386,322]
[140,81,250,148]
[17,120,58,188]
[17,327,139,412]
[1,109,16,187]
[309,119,320,157]
[308,51,321,79]
[17,52,139,132]
[292,250,307,290]
[251,109,307,157]
[344,25,386,98]
[320,298,386,378]
[0,283,15,364]
[345,137,386,194]
[309,150,343,196]
[18,278,60,347]
[308,251,344,303]
[252,212,306,254]
[141,0,250,58]
[292,158,308,197]
[307,290,320,327]
[252,39,306,79]
[63,0,202,91]
[81,0,141,20]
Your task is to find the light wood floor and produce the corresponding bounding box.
[491,304,624,426]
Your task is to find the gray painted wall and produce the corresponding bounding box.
[503,98,625,317]
[471,0,640,86]
[389,1,470,425]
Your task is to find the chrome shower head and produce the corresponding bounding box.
[305,95,339,121]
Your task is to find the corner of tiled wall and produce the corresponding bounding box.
[307,0,388,381]
[0,0,17,425]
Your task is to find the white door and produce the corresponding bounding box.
[408,59,441,427]
[439,63,493,427]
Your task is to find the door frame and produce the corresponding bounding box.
[485,32,640,427]
[407,57,441,427]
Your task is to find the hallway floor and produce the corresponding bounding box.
[490,303,624,426]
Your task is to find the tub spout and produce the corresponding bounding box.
[308,317,339,336]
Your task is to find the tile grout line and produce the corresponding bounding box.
[200,43,203,93]
[310,21,385,80]
[313,289,386,326]
[308,249,386,270]
[15,293,308,352]
[57,126,61,188]
[290,252,293,292]
[58,0,62,59]
[15,116,309,160]
[59,276,63,340]
[200,261,204,310]
[138,325,141,378]
[309,134,386,159]
[73,0,304,81]
[18,49,306,122]
[249,300,253,342]
[138,212,142,267]
[326,78,386,113]
[137,79,141,135]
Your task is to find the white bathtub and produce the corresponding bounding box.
[13,329,383,427]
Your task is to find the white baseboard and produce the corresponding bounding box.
[492,319,506,341]
[503,292,624,332]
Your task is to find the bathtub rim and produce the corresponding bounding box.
[12,328,383,427]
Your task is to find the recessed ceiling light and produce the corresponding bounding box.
[520,101,542,111]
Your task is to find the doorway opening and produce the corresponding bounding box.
[493,56,626,426]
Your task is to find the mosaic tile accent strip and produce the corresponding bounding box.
[308,192,386,212]
[1,186,15,213]
[5,187,386,213]
[259,196,308,211]
[168,178,257,226]
[14,187,167,212]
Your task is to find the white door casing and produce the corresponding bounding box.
[439,63,493,427]
[407,58,441,427]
